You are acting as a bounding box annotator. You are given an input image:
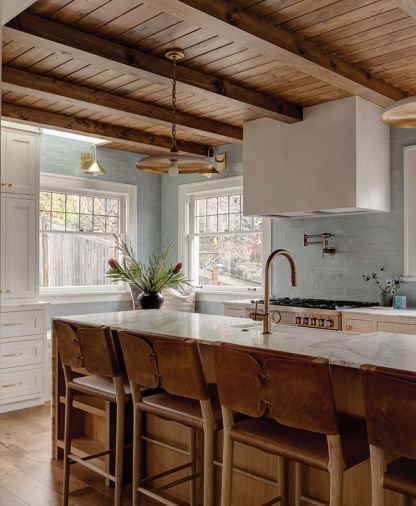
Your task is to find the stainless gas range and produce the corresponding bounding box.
[250,298,377,331]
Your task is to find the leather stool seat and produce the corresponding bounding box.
[71,374,131,400]
[384,457,416,498]
[230,414,369,471]
[139,389,223,430]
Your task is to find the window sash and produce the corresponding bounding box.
[39,174,137,294]
[181,179,269,293]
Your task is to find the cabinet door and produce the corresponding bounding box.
[377,321,416,335]
[1,131,38,195]
[1,197,37,300]
[344,318,373,333]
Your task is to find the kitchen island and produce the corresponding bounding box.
[52,310,415,506]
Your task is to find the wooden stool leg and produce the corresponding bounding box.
[114,397,126,506]
[190,427,197,506]
[294,462,302,506]
[277,457,285,506]
[220,427,234,506]
[203,427,215,506]
[132,406,143,506]
[370,445,386,506]
[329,469,343,506]
[328,435,344,506]
[62,388,73,506]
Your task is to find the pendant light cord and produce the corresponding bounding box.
[171,57,178,153]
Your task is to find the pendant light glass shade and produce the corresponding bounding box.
[136,48,217,177]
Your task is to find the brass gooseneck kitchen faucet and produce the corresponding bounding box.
[250,249,297,334]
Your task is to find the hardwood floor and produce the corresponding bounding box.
[0,404,157,506]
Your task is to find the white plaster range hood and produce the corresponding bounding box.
[243,97,390,217]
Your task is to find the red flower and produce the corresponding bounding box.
[108,258,117,269]
[173,262,182,273]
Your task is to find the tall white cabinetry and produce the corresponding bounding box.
[0,123,48,413]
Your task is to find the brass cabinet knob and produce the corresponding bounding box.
[7,183,12,187]
[0,182,5,186]
[346,324,353,331]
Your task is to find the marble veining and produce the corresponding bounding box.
[57,310,416,372]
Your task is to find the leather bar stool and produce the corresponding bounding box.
[54,321,131,506]
[119,331,222,506]
[361,364,416,505]
[216,344,369,506]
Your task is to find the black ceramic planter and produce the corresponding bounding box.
[138,291,164,310]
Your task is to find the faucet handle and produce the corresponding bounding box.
[250,301,265,322]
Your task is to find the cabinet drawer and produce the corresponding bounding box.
[377,321,416,335]
[0,310,45,338]
[344,318,372,333]
[0,339,43,369]
[0,368,43,401]
[224,307,245,318]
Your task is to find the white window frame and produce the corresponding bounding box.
[404,146,416,280]
[178,176,271,298]
[39,173,137,302]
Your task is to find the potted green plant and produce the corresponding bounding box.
[362,267,406,307]
[107,237,188,310]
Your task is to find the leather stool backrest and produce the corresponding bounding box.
[118,332,160,389]
[216,346,267,417]
[54,321,83,370]
[264,357,339,435]
[361,364,416,460]
[77,326,121,378]
[153,339,209,401]
[216,344,339,434]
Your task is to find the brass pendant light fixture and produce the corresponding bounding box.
[136,48,219,177]
[382,96,416,128]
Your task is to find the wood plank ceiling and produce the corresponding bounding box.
[2,0,416,156]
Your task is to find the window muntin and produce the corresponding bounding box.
[190,192,263,288]
[39,190,124,289]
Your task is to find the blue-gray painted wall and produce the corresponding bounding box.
[160,128,416,311]
[40,135,161,321]
[42,127,416,321]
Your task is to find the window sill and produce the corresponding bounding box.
[40,290,131,305]
[195,290,263,303]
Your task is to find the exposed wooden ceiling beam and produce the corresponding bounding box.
[392,0,416,18]
[150,0,407,107]
[4,12,302,124]
[2,66,242,143]
[1,102,209,156]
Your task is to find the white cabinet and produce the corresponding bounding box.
[342,310,416,335]
[1,129,39,196]
[0,304,48,413]
[1,196,37,301]
[0,125,45,413]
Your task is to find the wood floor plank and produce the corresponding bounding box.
[0,405,159,506]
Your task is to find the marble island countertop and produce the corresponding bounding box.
[57,310,416,372]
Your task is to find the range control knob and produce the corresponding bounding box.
[324,319,334,328]
[302,316,309,326]
[318,318,325,327]
[295,316,302,325]
[310,317,317,326]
